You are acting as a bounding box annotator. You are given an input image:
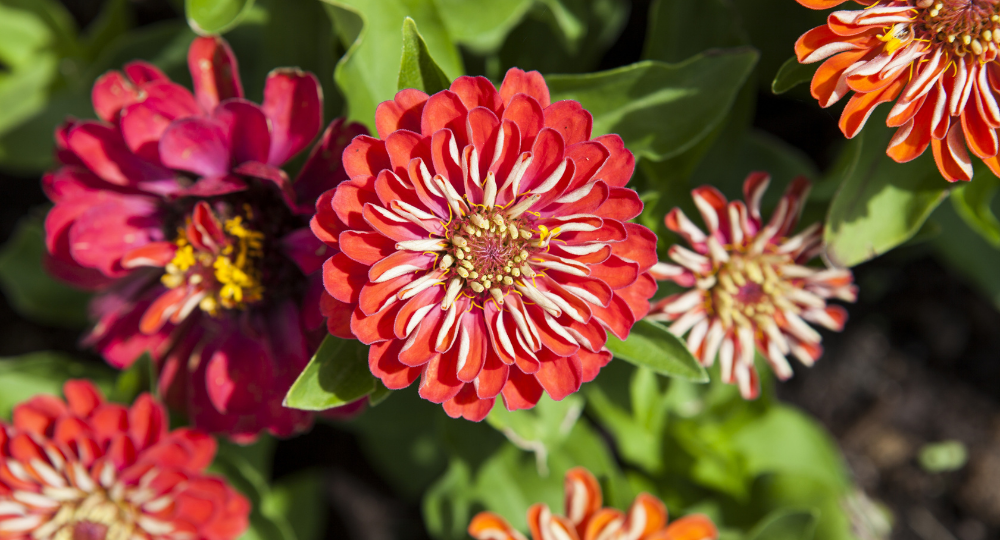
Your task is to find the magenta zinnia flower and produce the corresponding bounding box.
[648,173,857,399]
[0,380,249,540]
[44,36,366,440]
[313,68,659,421]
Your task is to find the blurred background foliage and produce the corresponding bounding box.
[0,0,997,539]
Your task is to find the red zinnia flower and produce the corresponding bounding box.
[314,69,658,421]
[647,173,857,399]
[0,380,249,540]
[44,35,366,440]
[468,467,718,540]
[794,0,1000,181]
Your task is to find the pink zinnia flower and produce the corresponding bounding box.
[0,380,249,540]
[44,35,366,440]
[468,467,718,540]
[794,0,1000,181]
[313,68,659,421]
[648,173,857,399]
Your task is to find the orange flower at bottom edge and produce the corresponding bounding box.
[468,468,717,540]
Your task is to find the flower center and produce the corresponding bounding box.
[40,488,141,540]
[913,0,1000,58]
[438,201,549,306]
[710,252,786,328]
[162,207,265,315]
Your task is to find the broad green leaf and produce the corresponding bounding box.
[643,0,746,63]
[746,509,819,540]
[0,214,91,328]
[423,459,476,540]
[497,0,627,75]
[283,336,376,410]
[185,0,256,35]
[0,352,117,420]
[324,0,463,132]
[772,55,818,95]
[368,379,392,406]
[824,123,949,267]
[951,172,1000,247]
[110,354,156,405]
[546,50,758,161]
[605,320,708,381]
[932,199,1000,308]
[918,440,968,473]
[398,17,450,94]
[432,0,532,53]
[731,405,850,491]
[487,394,584,475]
[585,365,671,472]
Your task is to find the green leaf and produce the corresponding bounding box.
[210,437,297,540]
[772,55,818,95]
[546,50,758,161]
[110,353,156,405]
[643,0,747,63]
[433,0,533,53]
[747,509,819,540]
[185,0,256,35]
[262,471,327,540]
[368,379,392,406]
[918,440,968,473]
[823,123,950,267]
[932,200,1000,308]
[0,352,117,420]
[0,214,91,328]
[398,17,450,94]
[486,394,584,475]
[283,335,376,410]
[951,173,1000,247]
[324,0,463,132]
[605,320,708,382]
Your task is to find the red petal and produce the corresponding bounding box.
[544,100,593,146]
[418,353,464,403]
[369,340,422,389]
[343,136,391,178]
[420,90,468,145]
[339,230,397,265]
[323,253,368,303]
[128,394,167,450]
[92,70,140,123]
[450,76,503,117]
[499,68,550,108]
[64,380,104,418]
[502,93,544,152]
[535,351,583,400]
[501,368,544,410]
[443,384,494,421]
[376,89,429,139]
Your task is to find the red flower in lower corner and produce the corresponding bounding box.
[469,467,717,540]
[44,35,366,440]
[313,68,658,421]
[647,173,857,399]
[0,381,249,540]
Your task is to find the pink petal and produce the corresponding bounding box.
[160,117,232,177]
[205,333,274,415]
[187,36,244,112]
[262,69,323,166]
[92,70,140,123]
[66,122,175,187]
[280,228,330,275]
[295,119,369,209]
[214,99,270,165]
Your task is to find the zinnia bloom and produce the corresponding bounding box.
[0,380,249,540]
[468,467,717,540]
[794,0,1000,181]
[44,35,366,440]
[314,68,658,421]
[647,173,857,399]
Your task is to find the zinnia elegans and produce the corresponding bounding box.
[44,35,366,440]
[794,0,1000,181]
[314,68,658,421]
[468,467,717,540]
[647,173,857,399]
[0,380,249,540]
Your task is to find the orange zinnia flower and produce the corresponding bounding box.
[468,467,717,540]
[795,0,1000,181]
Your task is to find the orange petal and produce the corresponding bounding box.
[621,493,668,539]
[961,91,998,159]
[583,508,625,540]
[932,124,974,181]
[469,512,527,540]
[811,49,868,107]
[651,515,719,540]
[839,76,906,138]
[564,468,603,531]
